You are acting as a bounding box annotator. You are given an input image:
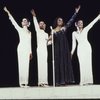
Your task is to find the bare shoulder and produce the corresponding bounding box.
[53,28,60,33]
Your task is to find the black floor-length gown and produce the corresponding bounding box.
[54,12,77,86]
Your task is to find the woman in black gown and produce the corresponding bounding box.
[50,5,80,86]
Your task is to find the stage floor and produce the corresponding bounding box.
[0,85,100,99]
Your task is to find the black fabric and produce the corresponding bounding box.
[47,45,53,86]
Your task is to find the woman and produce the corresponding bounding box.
[31,9,48,86]
[50,6,80,86]
[71,14,100,85]
[4,7,32,87]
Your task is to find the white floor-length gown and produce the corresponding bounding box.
[71,15,100,85]
[33,17,48,85]
[9,14,32,85]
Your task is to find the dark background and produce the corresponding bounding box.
[0,0,100,87]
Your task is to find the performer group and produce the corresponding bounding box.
[3,5,100,87]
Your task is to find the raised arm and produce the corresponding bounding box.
[71,32,77,56]
[85,14,100,31]
[4,7,21,31]
[65,5,81,29]
[31,9,40,33]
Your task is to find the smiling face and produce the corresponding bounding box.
[21,18,30,27]
[57,18,64,27]
[39,21,46,30]
[77,20,83,29]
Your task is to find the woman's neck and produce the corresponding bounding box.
[23,26,28,30]
[23,26,30,34]
[78,27,83,32]
[54,26,62,32]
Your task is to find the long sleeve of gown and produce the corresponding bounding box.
[30,36,32,54]
[65,12,77,29]
[71,32,76,55]
[33,16,40,33]
[85,14,100,31]
[8,13,21,31]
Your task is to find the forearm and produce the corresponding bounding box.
[48,35,52,41]
[33,16,40,32]
[86,14,100,30]
[71,45,76,55]
[7,12,21,30]
[65,12,77,28]
[71,33,76,55]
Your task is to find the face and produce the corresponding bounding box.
[21,18,30,27]
[39,21,46,30]
[57,18,64,26]
[77,20,83,28]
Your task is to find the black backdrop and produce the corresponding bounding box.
[0,0,100,87]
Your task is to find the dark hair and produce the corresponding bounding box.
[39,20,46,24]
[53,17,65,29]
[21,18,31,28]
[76,19,83,24]
[22,18,30,22]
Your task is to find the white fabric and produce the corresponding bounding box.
[33,17,48,85]
[9,14,31,85]
[71,15,100,85]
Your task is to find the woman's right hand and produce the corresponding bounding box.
[75,22,77,27]
[4,6,9,14]
[75,5,81,13]
[31,9,36,16]
[75,22,79,31]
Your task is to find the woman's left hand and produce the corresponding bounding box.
[30,53,33,60]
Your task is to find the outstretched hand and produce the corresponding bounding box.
[75,22,78,27]
[75,5,81,13]
[30,53,33,60]
[75,22,79,31]
[31,9,36,16]
[4,6,9,14]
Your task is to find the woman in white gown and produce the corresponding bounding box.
[71,14,100,85]
[4,7,32,87]
[31,9,48,86]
